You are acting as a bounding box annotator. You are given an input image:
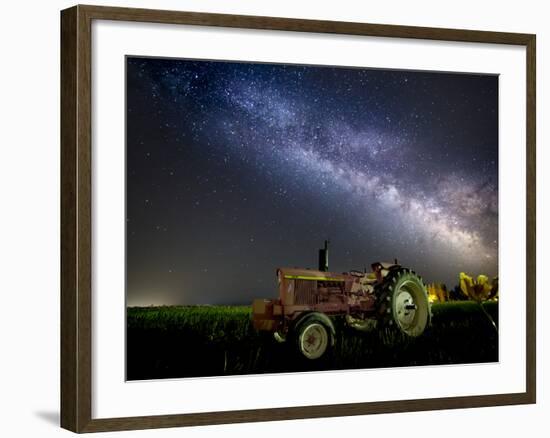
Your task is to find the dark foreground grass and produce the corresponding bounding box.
[127,301,498,380]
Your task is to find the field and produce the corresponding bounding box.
[126,301,498,380]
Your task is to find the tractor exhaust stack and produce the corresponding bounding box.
[318,240,329,272]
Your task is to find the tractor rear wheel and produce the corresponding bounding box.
[380,269,431,337]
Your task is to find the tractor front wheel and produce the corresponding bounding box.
[294,313,335,360]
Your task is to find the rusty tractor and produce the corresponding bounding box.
[252,241,431,360]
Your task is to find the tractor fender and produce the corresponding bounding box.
[291,312,336,347]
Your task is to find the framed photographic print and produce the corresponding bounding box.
[60,4,536,433]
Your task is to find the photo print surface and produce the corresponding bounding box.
[126,56,498,380]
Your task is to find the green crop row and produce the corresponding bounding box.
[126,301,498,380]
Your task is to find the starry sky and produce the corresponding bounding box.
[126,56,498,307]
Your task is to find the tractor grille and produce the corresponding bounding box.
[294,280,317,305]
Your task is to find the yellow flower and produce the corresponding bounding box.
[459,272,498,302]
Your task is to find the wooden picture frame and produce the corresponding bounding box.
[61,4,536,433]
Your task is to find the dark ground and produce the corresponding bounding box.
[126,301,498,380]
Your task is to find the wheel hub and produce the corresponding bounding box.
[395,288,416,328]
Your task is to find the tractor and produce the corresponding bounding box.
[252,241,431,360]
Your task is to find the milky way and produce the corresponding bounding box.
[126,57,498,306]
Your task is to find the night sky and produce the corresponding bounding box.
[126,56,498,307]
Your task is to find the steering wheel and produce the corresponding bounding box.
[349,270,365,277]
